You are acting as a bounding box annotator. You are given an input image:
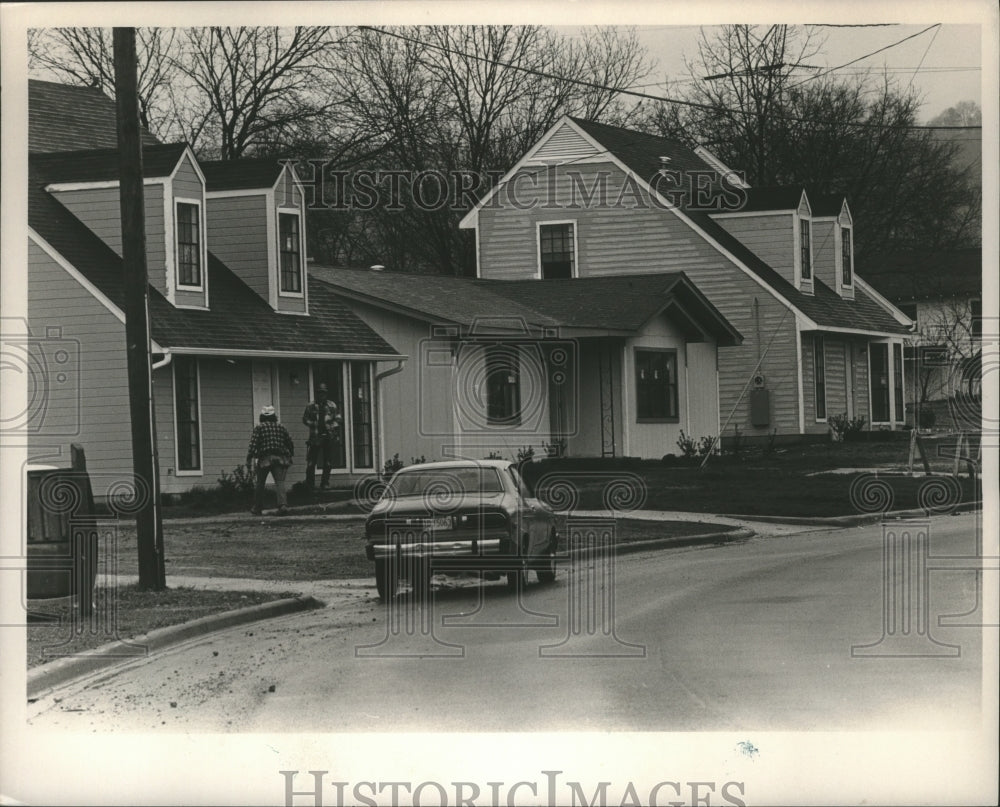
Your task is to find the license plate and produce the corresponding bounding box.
[423,516,452,530]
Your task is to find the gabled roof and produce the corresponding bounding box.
[857,248,982,303]
[476,116,910,337]
[29,78,159,153]
[807,191,849,218]
[28,155,398,359]
[33,143,190,185]
[310,266,742,345]
[201,158,289,192]
[733,185,806,213]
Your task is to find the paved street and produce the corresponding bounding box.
[28,515,986,733]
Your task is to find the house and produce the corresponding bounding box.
[457,116,915,444]
[310,266,741,462]
[26,79,401,497]
[859,248,982,429]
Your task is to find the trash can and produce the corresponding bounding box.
[26,446,98,615]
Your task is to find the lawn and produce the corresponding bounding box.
[109,516,742,582]
[26,586,295,668]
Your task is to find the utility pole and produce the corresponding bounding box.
[113,28,165,589]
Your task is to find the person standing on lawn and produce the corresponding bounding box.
[247,405,295,515]
[302,382,342,489]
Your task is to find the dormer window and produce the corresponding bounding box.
[800,219,812,281]
[176,201,202,287]
[538,221,576,279]
[279,211,302,293]
[841,227,853,286]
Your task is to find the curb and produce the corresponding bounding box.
[27,595,324,700]
[723,500,983,528]
[595,526,755,557]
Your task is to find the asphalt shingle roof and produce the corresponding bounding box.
[857,249,982,303]
[737,185,805,212]
[310,266,742,345]
[28,156,398,358]
[31,143,189,184]
[201,158,288,191]
[566,117,909,336]
[29,79,159,153]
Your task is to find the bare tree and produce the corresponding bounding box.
[171,27,341,159]
[645,24,980,259]
[928,100,982,126]
[29,27,178,133]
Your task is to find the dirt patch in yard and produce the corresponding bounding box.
[26,586,295,668]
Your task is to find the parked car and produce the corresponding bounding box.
[363,459,558,599]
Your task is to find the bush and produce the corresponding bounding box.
[676,429,699,459]
[218,463,254,497]
[516,445,536,463]
[828,413,867,442]
[381,453,404,480]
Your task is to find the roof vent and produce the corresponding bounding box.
[370,264,385,271]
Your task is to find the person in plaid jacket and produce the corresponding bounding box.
[302,383,342,489]
[247,405,295,515]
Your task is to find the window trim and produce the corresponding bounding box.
[840,225,854,288]
[799,216,813,284]
[172,356,204,476]
[813,335,827,422]
[536,219,578,280]
[634,348,680,424]
[277,207,305,297]
[174,197,205,291]
[485,345,523,426]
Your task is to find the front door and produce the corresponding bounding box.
[251,361,279,423]
[869,343,890,423]
[311,361,347,470]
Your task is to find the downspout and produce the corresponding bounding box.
[151,349,172,371]
[374,360,405,474]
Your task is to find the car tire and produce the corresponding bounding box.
[374,560,398,601]
[506,564,526,591]
[536,530,557,584]
[410,559,432,600]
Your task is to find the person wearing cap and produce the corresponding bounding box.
[302,382,342,489]
[246,405,295,515]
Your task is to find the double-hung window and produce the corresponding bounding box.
[635,349,678,421]
[279,212,302,293]
[814,336,827,420]
[539,223,575,279]
[176,202,201,287]
[174,356,201,472]
[485,347,521,425]
[800,219,812,281]
[841,227,853,286]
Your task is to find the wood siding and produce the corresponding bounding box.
[532,121,599,161]
[206,194,269,299]
[53,184,168,299]
[812,220,838,292]
[477,160,802,436]
[275,172,308,315]
[172,154,209,309]
[28,240,133,499]
[713,213,796,285]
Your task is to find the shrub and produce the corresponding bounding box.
[697,435,718,457]
[381,453,404,480]
[218,463,254,497]
[410,455,427,465]
[828,412,867,442]
[676,429,699,459]
[727,425,743,457]
[516,445,535,463]
[484,450,504,460]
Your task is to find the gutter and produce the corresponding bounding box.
[374,359,406,475]
[151,349,173,371]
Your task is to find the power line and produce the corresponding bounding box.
[359,25,977,134]
[787,24,941,89]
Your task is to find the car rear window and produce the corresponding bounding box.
[389,467,504,496]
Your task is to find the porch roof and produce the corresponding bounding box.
[310,265,742,345]
[28,156,400,359]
